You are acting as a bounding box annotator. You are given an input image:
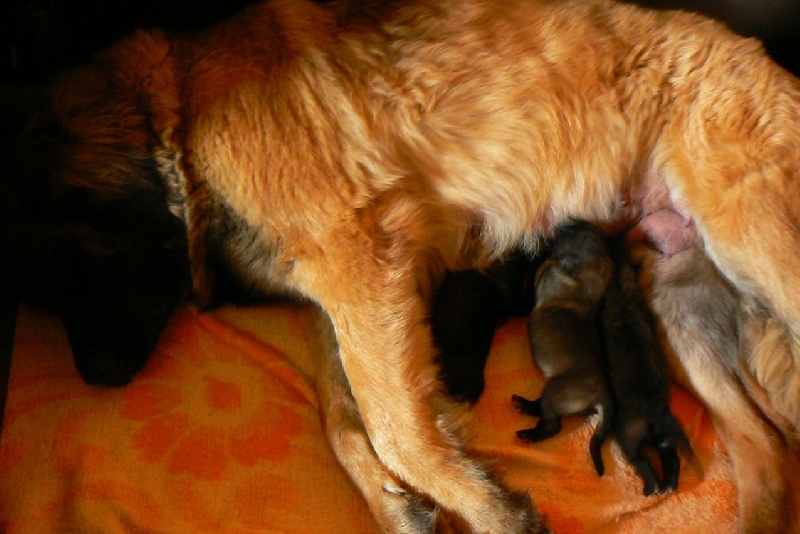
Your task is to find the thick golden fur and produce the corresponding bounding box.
[16,0,800,531]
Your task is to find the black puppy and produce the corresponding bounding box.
[600,237,693,496]
[513,220,614,476]
[432,251,535,403]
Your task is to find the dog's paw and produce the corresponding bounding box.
[380,482,437,534]
[505,489,550,534]
[456,484,548,534]
[378,481,549,533]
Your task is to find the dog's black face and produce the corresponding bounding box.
[2,98,190,387]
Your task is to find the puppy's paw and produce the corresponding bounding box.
[512,394,542,416]
[641,477,659,497]
[655,481,675,496]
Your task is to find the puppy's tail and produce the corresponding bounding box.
[589,403,614,477]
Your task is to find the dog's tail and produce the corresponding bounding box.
[589,402,614,477]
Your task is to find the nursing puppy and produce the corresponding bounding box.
[5,0,800,531]
[601,237,692,496]
[516,220,692,495]
[513,221,613,477]
[433,251,535,404]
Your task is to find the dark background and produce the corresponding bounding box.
[1,0,799,86]
[637,0,800,75]
[0,0,258,85]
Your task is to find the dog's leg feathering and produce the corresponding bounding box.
[301,229,544,533]
[315,309,439,533]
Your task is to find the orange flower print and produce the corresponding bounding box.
[120,308,308,481]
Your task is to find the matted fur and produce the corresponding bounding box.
[8,0,800,531]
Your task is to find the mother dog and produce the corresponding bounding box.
[5,0,800,531]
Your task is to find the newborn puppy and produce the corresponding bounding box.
[433,251,535,403]
[514,220,614,476]
[601,237,693,495]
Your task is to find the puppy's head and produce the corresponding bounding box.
[2,62,190,387]
[549,219,614,301]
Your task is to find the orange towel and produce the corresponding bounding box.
[1,303,736,533]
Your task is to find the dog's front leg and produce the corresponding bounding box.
[297,229,543,533]
[315,307,439,533]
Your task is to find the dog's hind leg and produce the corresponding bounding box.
[641,248,798,533]
[662,335,796,532]
[695,184,800,337]
[298,225,543,533]
[669,149,800,433]
[739,313,800,440]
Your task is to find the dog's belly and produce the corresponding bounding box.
[625,171,699,254]
[427,149,636,256]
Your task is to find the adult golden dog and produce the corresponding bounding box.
[5,0,800,531]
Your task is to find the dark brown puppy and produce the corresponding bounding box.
[514,220,614,476]
[601,238,693,496]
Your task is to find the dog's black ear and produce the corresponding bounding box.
[3,99,190,386]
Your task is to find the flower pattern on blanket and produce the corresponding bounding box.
[1,305,382,534]
[1,305,738,533]
[121,342,305,481]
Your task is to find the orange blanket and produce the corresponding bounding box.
[1,303,737,533]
